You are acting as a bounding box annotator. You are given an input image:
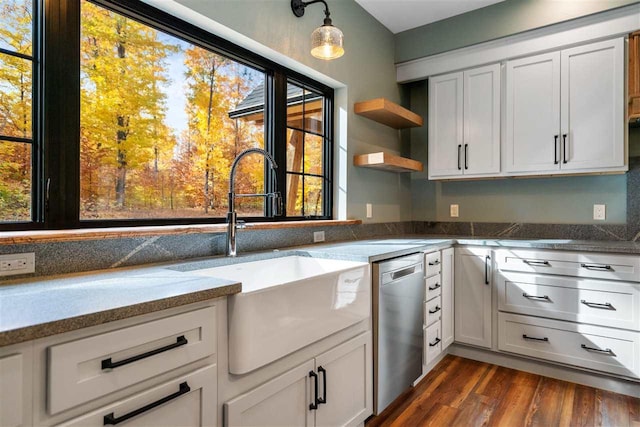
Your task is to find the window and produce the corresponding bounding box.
[0,0,333,229]
[0,0,35,223]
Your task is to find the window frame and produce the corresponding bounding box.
[2,0,333,231]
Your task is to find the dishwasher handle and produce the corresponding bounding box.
[390,266,418,281]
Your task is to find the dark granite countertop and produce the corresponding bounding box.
[2,236,640,347]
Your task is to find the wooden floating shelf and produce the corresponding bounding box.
[354,98,423,129]
[354,152,423,173]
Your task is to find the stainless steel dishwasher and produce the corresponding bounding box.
[372,252,425,415]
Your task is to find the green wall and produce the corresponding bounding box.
[167,0,412,223]
[395,0,640,63]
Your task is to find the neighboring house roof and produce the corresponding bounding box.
[228,82,322,119]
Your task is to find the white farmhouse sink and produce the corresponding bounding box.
[192,255,370,374]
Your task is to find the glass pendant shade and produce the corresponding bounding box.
[310,24,344,60]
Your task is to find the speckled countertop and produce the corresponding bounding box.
[2,236,640,347]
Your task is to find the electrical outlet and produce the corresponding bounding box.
[0,253,35,277]
[593,204,606,221]
[313,231,325,243]
[450,204,459,218]
[366,203,372,219]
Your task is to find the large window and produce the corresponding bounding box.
[0,0,333,229]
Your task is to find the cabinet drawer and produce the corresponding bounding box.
[495,249,640,282]
[49,306,216,414]
[498,272,640,330]
[425,297,442,327]
[425,321,442,365]
[498,313,640,379]
[57,365,216,427]
[0,353,23,427]
[425,275,442,301]
[425,251,441,278]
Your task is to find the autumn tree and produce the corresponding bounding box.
[80,1,177,213]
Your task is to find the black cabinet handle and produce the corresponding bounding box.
[522,334,549,342]
[581,300,615,310]
[103,382,190,425]
[523,293,551,301]
[428,260,440,266]
[457,145,462,170]
[580,263,612,271]
[317,366,327,405]
[428,283,441,291]
[428,306,441,314]
[581,344,614,355]
[102,335,188,370]
[554,135,559,164]
[562,134,568,164]
[484,255,490,285]
[429,337,441,347]
[523,259,550,266]
[309,371,318,410]
[464,144,469,170]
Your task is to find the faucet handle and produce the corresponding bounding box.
[271,192,283,217]
[237,219,247,229]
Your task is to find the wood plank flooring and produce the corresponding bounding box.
[366,355,640,427]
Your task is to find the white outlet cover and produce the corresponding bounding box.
[313,231,325,242]
[450,204,459,218]
[593,204,606,221]
[0,252,35,277]
[366,203,372,219]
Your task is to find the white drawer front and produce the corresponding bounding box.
[425,321,442,365]
[495,249,640,282]
[57,365,216,427]
[498,312,640,379]
[425,251,442,278]
[0,354,23,427]
[498,272,640,331]
[425,297,442,327]
[49,306,216,414]
[425,275,442,301]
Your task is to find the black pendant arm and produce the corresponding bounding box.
[292,0,331,20]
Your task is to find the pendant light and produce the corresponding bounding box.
[291,0,344,60]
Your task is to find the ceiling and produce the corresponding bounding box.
[354,0,506,34]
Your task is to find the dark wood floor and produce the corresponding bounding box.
[366,355,640,427]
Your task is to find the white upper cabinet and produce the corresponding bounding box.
[560,38,624,171]
[429,64,500,179]
[505,38,625,175]
[428,72,463,178]
[505,52,561,173]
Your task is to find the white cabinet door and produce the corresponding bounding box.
[225,360,314,427]
[0,345,32,427]
[455,248,492,349]
[561,38,624,171]
[59,365,217,427]
[428,72,463,178]
[441,248,455,350]
[463,64,501,175]
[314,333,372,427]
[505,52,561,173]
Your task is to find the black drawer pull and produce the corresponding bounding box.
[428,283,441,291]
[102,335,188,370]
[581,300,615,310]
[581,344,614,355]
[523,259,550,266]
[580,263,612,271]
[103,382,190,425]
[523,334,549,342]
[309,371,318,410]
[429,337,441,347]
[428,260,440,266]
[522,293,550,301]
[428,306,441,314]
[317,366,327,405]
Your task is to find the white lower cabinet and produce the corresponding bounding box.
[57,365,217,427]
[0,343,32,427]
[424,321,442,365]
[455,247,492,348]
[225,332,372,427]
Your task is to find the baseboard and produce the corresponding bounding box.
[448,343,640,398]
